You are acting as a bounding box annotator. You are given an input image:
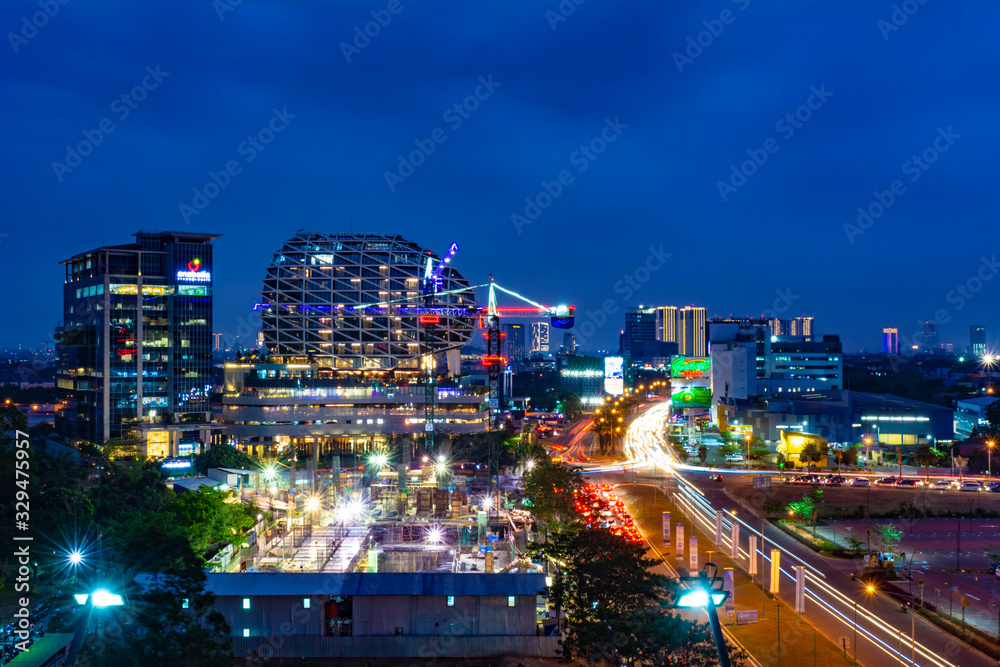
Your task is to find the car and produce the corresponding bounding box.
[826,475,846,486]
[960,481,983,492]
[896,479,923,487]
[875,477,898,486]
[988,482,1000,493]
[725,454,744,463]
[930,479,953,489]
[850,477,871,487]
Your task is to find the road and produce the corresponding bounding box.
[579,402,995,667]
[547,417,593,463]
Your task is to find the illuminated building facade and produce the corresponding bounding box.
[678,306,707,357]
[56,231,220,456]
[882,327,899,354]
[221,362,488,455]
[971,325,987,356]
[530,322,549,353]
[258,232,476,372]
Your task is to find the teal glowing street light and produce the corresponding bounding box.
[66,587,125,666]
[671,569,732,667]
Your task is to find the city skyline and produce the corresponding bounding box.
[4,2,1000,354]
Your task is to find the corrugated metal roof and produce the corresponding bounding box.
[203,572,546,597]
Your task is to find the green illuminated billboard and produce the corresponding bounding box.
[671,357,711,378]
[671,387,712,408]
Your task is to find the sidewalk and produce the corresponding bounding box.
[615,481,854,667]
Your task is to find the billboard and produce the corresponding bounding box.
[604,356,624,396]
[671,356,711,378]
[671,387,712,408]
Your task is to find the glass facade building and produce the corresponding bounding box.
[56,231,218,455]
[258,232,476,371]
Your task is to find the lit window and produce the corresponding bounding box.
[303,598,311,609]
[181,598,189,609]
[507,596,516,607]
[447,596,455,607]
[243,628,250,637]
[243,598,251,609]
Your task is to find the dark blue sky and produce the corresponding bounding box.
[3,0,999,353]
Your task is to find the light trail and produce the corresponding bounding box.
[621,403,965,667]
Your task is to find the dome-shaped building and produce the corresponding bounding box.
[259,232,477,372]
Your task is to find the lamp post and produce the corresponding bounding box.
[988,441,995,478]
[66,589,125,666]
[672,570,732,667]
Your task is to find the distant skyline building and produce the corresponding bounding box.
[56,231,219,456]
[623,307,657,360]
[655,306,677,343]
[501,323,526,362]
[562,332,578,354]
[922,321,940,351]
[971,325,987,356]
[882,328,899,354]
[679,306,707,357]
[530,321,550,353]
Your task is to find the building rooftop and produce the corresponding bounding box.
[202,572,546,597]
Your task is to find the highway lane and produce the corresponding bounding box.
[580,402,995,667]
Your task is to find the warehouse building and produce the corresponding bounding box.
[204,572,555,658]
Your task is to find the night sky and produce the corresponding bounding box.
[3,0,999,354]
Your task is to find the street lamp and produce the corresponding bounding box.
[671,570,732,667]
[988,441,995,478]
[66,587,126,666]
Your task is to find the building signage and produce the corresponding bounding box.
[162,459,192,470]
[671,387,712,408]
[671,357,711,378]
[604,356,624,396]
[176,257,211,283]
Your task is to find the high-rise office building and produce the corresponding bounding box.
[655,306,677,343]
[971,325,987,357]
[882,328,899,354]
[530,322,550,353]
[679,306,707,357]
[562,332,578,354]
[623,307,657,359]
[501,323,526,362]
[56,231,219,457]
[922,322,940,351]
[790,316,814,337]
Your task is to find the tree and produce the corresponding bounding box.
[521,460,582,529]
[799,442,829,468]
[871,522,903,554]
[719,442,740,458]
[169,487,257,556]
[558,391,583,420]
[835,445,858,470]
[99,520,233,665]
[530,528,715,665]
[914,443,937,481]
[697,445,708,465]
[787,489,823,527]
[194,444,261,474]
